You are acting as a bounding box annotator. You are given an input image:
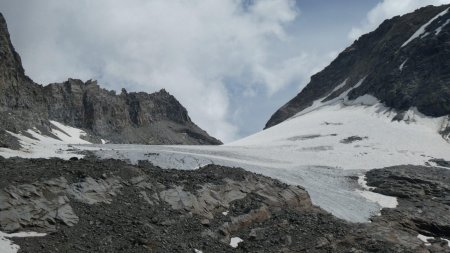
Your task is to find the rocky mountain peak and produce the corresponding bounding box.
[0,13,27,89]
[0,13,221,146]
[265,4,450,129]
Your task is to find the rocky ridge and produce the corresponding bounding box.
[265,4,450,135]
[0,157,449,252]
[0,13,221,147]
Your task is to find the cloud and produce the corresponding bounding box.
[1,0,322,142]
[349,0,450,40]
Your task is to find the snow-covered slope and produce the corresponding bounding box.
[228,95,450,170]
[0,121,91,159]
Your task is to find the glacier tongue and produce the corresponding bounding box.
[85,98,450,222]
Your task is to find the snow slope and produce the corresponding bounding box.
[0,121,91,159]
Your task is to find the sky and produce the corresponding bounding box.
[1,0,450,143]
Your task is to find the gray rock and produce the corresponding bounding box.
[0,158,445,252]
[0,177,78,231]
[67,177,122,205]
[0,13,221,147]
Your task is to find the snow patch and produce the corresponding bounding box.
[50,121,90,144]
[230,237,243,248]
[443,238,450,248]
[194,249,203,253]
[357,174,375,190]
[344,94,378,106]
[330,78,349,93]
[417,234,434,246]
[0,231,46,253]
[357,174,398,213]
[292,77,366,118]
[222,211,229,216]
[0,121,95,159]
[435,18,450,35]
[399,59,407,71]
[401,8,450,48]
[356,190,398,210]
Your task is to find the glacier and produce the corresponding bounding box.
[1,95,450,223]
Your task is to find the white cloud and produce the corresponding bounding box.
[349,0,450,40]
[2,0,322,142]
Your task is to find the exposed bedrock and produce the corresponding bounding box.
[0,157,447,252]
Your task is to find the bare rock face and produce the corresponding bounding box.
[266,4,450,129]
[42,79,221,144]
[0,13,221,146]
[0,177,78,232]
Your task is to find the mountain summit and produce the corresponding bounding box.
[0,13,221,148]
[265,4,450,137]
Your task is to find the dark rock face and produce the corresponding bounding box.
[0,13,221,145]
[366,165,450,252]
[266,4,450,129]
[42,79,221,144]
[0,157,444,252]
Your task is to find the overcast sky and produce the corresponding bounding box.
[1,0,450,142]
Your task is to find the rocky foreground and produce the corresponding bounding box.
[0,157,449,253]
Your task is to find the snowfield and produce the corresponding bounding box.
[1,93,450,223]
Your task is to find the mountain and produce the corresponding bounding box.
[73,4,450,223]
[265,4,450,138]
[0,13,221,148]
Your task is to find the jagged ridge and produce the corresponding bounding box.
[0,13,221,146]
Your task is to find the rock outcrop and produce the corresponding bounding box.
[0,157,448,252]
[365,165,450,253]
[266,4,450,129]
[0,13,221,146]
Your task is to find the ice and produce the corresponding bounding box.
[0,231,46,253]
[401,8,449,47]
[2,92,450,223]
[230,237,243,248]
[83,94,450,222]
